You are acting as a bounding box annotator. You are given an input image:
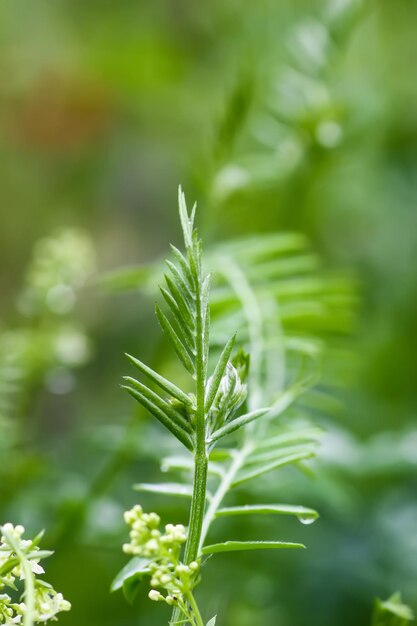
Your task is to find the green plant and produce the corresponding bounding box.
[112,189,339,625]
[0,523,70,625]
[371,593,414,626]
[0,228,94,514]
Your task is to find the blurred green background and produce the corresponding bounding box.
[0,0,416,625]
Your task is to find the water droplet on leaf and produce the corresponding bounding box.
[297,514,316,525]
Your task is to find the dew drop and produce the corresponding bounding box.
[297,514,316,525]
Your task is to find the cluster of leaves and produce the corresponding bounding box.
[121,191,273,456]
[0,524,70,625]
[110,190,350,624]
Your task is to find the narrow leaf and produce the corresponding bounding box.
[205,334,236,413]
[122,386,193,450]
[264,387,299,421]
[215,505,318,523]
[26,550,54,560]
[213,233,307,263]
[134,482,194,498]
[246,443,317,466]
[202,540,305,555]
[201,274,211,370]
[165,261,195,308]
[203,303,210,371]
[246,255,319,282]
[170,245,194,286]
[232,451,315,487]
[255,427,322,451]
[123,377,192,434]
[178,186,193,248]
[160,287,195,352]
[164,271,195,325]
[125,353,191,407]
[155,304,195,375]
[208,407,270,443]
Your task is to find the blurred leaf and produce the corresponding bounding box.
[208,407,270,443]
[134,483,194,498]
[372,593,414,626]
[215,504,318,523]
[202,541,305,554]
[111,557,151,605]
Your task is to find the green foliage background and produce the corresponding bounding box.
[0,1,416,625]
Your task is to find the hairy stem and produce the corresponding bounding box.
[184,260,208,563]
[172,255,208,624]
[184,450,208,563]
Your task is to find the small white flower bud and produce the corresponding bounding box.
[1,523,14,533]
[160,574,171,585]
[145,539,159,552]
[149,590,162,602]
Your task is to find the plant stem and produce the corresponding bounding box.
[2,529,35,626]
[184,449,208,563]
[184,257,208,563]
[200,444,252,550]
[171,252,209,624]
[187,591,205,626]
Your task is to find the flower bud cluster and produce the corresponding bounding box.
[123,505,186,560]
[0,593,25,625]
[123,505,200,609]
[0,524,44,591]
[33,583,71,623]
[147,559,200,607]
[0,523,71,624]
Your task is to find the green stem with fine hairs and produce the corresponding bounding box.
[171,246,209,624]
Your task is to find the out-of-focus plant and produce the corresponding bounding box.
[371,593,414,626]
[198,0,363,209]
[0,523,70,625]
[0,229,94,502]
[110,189,354,625]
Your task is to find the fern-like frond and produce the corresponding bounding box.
[114,189,355,626]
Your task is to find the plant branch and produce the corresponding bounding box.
[200,444,253,549]
[187,591,205,626]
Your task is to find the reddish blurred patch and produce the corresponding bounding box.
[7,72,115,153]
